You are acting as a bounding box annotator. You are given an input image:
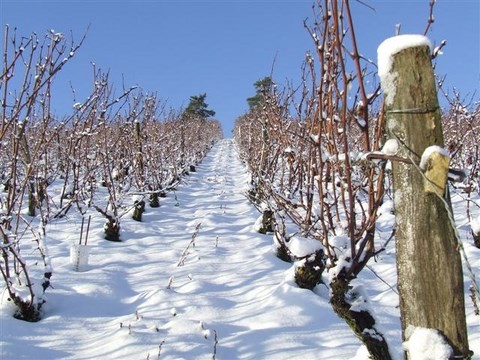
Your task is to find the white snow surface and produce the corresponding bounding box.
[287,235,323,258]
[377,34,432,105]
[403,326,453,360]
[472,215,480,236]
[1,139,479,360]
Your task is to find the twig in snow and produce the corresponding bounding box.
[176,223,201,266]
[212,330,218,360]
[157,339,165,359]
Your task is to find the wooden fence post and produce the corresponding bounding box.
[378,35,470,358]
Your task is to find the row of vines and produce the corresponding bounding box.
[0,26,222,322]
[234,1,479,358]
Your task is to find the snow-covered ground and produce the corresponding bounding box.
[1,139,479,359]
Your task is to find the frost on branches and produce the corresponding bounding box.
[0,27,222,321]
[235,2,393,358]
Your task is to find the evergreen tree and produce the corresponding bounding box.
[183,93,216,120]
[247,77,274,111]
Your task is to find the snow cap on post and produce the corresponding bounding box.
[377,35,432,105]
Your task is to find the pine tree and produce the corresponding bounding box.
[183,93,216,120]
[247,77,274,111]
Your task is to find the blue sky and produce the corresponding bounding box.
[1,0,479,136]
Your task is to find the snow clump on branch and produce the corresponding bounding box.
[381,139,399,156]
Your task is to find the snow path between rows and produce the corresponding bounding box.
[0,139,364,359]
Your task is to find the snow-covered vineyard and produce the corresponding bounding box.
[2,2,480,358]
[0,139,479,359]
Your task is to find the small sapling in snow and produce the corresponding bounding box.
[158,340,165,359]
[166,276,174,289]
[212,330,218,360]
[176,223,201,266]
